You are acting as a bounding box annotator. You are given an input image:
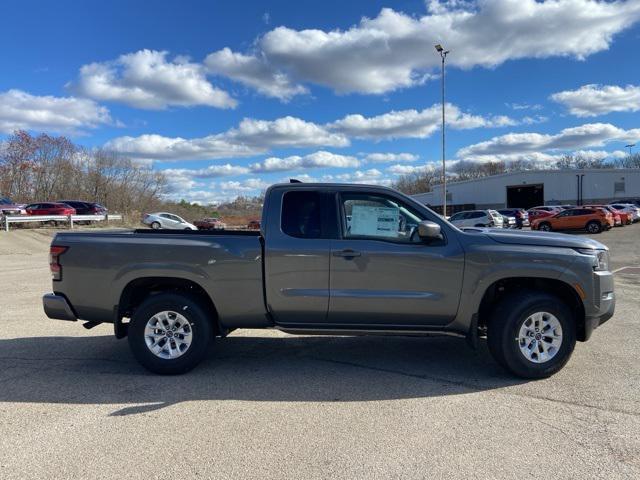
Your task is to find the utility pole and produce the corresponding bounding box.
[625,143,636,156]
[435,44,450,216]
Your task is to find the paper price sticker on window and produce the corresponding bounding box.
[350,205,400,238]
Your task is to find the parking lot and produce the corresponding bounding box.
[0,226,639,479]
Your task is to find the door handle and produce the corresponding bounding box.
[333,249,361,258]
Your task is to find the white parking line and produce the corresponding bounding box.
[612,265,640,274]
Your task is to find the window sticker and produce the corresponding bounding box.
[349,205,400,237]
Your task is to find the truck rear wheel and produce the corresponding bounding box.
[128,293,212,374]
[487,291,576,379]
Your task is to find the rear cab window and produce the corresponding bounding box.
[281,190,324,239]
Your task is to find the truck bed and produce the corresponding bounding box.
[51,229,269,328]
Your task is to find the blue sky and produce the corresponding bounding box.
[1,0,639,203]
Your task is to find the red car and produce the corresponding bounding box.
[526,207,560,220]
[25,202,76,215]
[585,205,624,227]
[193,217,226,230]
[247,219,261,230]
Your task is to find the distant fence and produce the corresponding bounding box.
[2,214,123,232]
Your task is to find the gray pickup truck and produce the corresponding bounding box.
[43,182,615,378]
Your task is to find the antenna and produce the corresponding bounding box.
[289,179,303,183]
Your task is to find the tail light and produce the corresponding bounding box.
[49,246,68,280]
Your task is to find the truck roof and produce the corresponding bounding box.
[268,182,396,191]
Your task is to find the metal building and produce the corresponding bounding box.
[413,168,640,214]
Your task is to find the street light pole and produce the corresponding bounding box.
[435,44,450,216]
[625,143,636,156]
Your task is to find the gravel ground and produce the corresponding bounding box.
[0,226,639,479]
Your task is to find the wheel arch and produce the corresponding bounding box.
[116,276,221,338]
[476,277,588,341]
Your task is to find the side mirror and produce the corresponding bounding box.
[417,220,442,241]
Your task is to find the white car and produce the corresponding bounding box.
[142,212,198,230]
[448,209,504,228]
[609,203,640,222]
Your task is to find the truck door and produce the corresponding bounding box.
[328,191,465,327]
[263,189,333,325]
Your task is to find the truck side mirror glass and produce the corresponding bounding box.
[418,220,441,241]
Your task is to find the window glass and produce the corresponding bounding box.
[557,211,571,217]
[470,212,484,219]
[281,191,323,239]
[449,212,463,221]
[340,193,424,243]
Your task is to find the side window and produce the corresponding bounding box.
[159,214,170,219]
[469,212,483,219]
[340,193,424,243]
[557,211,571,217]
[449,212,463,221]
[281,191,323,239]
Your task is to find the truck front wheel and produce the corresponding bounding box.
[487,291,576,379]
[128,293,212,374]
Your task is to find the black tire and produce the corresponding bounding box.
[150,221,161,229]
[128,293,213,374]
[586,220,602,234]
[487,290,576,379]
[538,222,551,232]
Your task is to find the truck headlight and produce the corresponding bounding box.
[576,248,609,271]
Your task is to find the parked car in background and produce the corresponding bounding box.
[449,209,503,228]
[531,206,563,213]
[616,198,640,208]
[0,196,27,215]
[247,219,261,230]
[527,207,559,221]
[193,217,226,230]
[142,212,197,230]
[497,208,530,227]
[495,212,514,228]
[585,205,624,227]
[609,203,640,223]
[57,200,107,215]
[531,207,614,234]
[606,205,633,225]
[25,202,76,216]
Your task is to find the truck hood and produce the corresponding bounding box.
[464,228,607,250]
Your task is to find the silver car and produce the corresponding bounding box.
[142,212,197,230]
[448,209,503,228]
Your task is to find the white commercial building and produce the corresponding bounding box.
[413,168,640,213]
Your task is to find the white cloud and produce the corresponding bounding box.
[204,48,307,100]
[105,116,348,161]
[333,169,390,185]
[506,103,543,111]
[211,1,640,95]
[330,104,515,139]
[219,178,270,192]
[458,123,640,159]
[164,163,250,192]
[521,115,549,125]
[551,84,640,117]
[387,164,432,175]
[365,152,418,163]
[250,151,360,172]
[70,49,236,109]
[0,89,112,135]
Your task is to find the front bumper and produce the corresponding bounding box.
[43,293,77,321]
[582,271,615,341]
